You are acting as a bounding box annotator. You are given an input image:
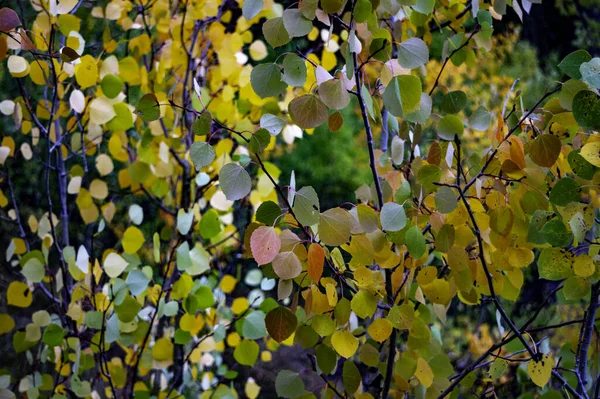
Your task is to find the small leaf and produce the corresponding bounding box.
[441,91,467,114]
[318,79,350,110]
[0,8,20,32]
[250,226,281,266]
[397,38,429,69]
[250,63,287,98]
[249,129,271,153]
[469,106,491,131]
[558,50,592,79]
[289,94,328,129]
[282,9,312,38]
[307,243,325,283]
[260,114,286,135]
[135,93,160,122]
[275,370,305,398]
[219,163,252,201]
[549,177,580,206]
[380,202,407,232]
[580,141,600,167]
[242,0,263,20]
[262,17,290,48]
[193,112,212,135]
[573,90,600,129]
[331,330,358,358]
[438,114,463,140]
[529,134,561,167]
[281,54,307,86]
[265,306,297,343]
[190,142,215,171]
[272,251,302,279]
[319,208,351,246]
[527,355,553,387]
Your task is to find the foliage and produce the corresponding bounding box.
[0,0,599,398]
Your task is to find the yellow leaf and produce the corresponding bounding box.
[122,226,145,254]
[152,337,174,361]
[367,318,393,343]
[7,281,32,308]
[245,378,261,399]
[415,358,434,388]
[580,142,600,167]
[219,275,237,294]
[75,55,98,89]
[0,314,15,334]
[331,330,358,359]
[527,355,553,387]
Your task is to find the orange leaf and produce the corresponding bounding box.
[307,243,324,283]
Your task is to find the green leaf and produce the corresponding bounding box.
[289,94,328,129]
[282,54,307,86]
[260,113,286,135]
[318,208,351,246]
[22,258,44,283]
[190,142,215,171]
[249,128,271,153]
[126,270,150,296]
[558,49,592,79]
[42,324,65,347]
[316,344,337,374]
[293,186,320,226]
[234,340,259,366]
[469,106,491,131]
[115,296,141,322]
[195,286,215,309]
[438,115,463,140]
[250,63,287,98]
[417,164,442,192]
[383,75,422,117]
[441,91,467,114]
[275,370,305,399]
[354,0,372,22]
[397,38,429,69]
[199,209,222,239]
[106,103,134,131]
[219,163,252,201]
[413,0,434,14]
[573,90,600,129]
[282,9,312,38]
[549,177,580,206]
[256,201,283,225]
[563,276,590,300]
[299,0,318,18]
[265,306,297,343]
[405,225,426,258]
[135,93,160,122]
[538,247,574,280]
[541,219,572,247]
[343,360,361,394]
[242,0,263,20]
[318,79,351,110]
[567,149,600,180]
[242,310,267,339]
[434,186,457,213]
[100,75,124,99]
[380,202,407,232]
[405,93,432,124]
[262,17,290,48]
[193,112,212,135]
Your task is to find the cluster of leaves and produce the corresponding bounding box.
[0,0,599,398]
